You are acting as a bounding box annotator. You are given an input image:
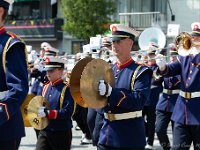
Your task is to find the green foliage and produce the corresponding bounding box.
[61,0,116,42]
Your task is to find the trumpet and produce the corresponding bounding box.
[175,32,200,56]
[175,32,193,50]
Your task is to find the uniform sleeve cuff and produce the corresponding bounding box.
[116,91,126,106]
[48,110,57,119]
[0,103,10,120]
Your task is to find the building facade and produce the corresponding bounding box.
[5,0,200,54]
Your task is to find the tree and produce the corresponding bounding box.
[61,0,116,42]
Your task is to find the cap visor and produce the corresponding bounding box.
[111,37,127,42]
[44,67,57,71]
[191,31,200,36]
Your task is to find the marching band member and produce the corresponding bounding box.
[86,37,113,146]
[142,42,163,150]
[30,46,48,138]
[0,0,29,149]
[155,22,200,150]
[40,42,52,50]
[71,52,93,145]
[97,24,153,150]
[155,46,181,150]
[35,56,74,150]
[31,46,59,97]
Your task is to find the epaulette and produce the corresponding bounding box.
[6,31,17,38]
[6,31,25,43]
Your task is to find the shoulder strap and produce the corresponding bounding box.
[42,83,50,97]
[60,86,67,109]
[2,37,13,73]
[131,65,141,91]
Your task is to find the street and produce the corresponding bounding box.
[19,122,96,150]
[18,121,174,150]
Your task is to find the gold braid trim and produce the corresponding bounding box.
[3,32,28,73]
[131,65,142,91]
[60,85,76,118]
[2,37,12,73]
[16,34,28,70]
[60,86,67,109]
[116,91,126,106]
[116,65,142,107]
[71,102,77,117]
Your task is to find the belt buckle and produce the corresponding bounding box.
[185,92,191,99]
[107,113,116,121]
[167,90,172,95]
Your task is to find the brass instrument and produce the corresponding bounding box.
[175,32,200,56]
[138,27,166,51]
[135,27,166,63]
[175,32,192,50]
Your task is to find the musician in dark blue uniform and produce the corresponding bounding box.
[98,24,153,150]
[0,1,29,149]
[155,22,200,150]
[35,56,74,150]
[30,46,58,138]
[142,44,163,150]
[155,48,180,150]
[31,46,58,96]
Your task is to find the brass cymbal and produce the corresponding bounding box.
[21,93,35,127]
[70,57,93,108]
[27,96,50,130]
[80,59,115,108]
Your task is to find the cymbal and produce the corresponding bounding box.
[80,59,115,108]
[27,96,50,130]
[21,93,35,127]
[70,57,93,108]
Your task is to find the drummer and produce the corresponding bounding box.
[35,56,74,150]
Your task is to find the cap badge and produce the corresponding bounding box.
[194,24,199,31]
[45,57,50,64]
[112,26,117,32]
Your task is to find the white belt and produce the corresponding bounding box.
[104,110,142,121]
[163,89,180,95]
[180,90,200,99]
[0,90,9,100]
[151,85,158,89]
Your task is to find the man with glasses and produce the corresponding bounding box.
[97,24,153,150]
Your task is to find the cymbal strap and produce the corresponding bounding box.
[105,82,109,97]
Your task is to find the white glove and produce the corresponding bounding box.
[155,54,167,71]
[98,80,112,97]
[38,106,48,118]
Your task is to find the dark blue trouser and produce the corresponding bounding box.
[97,144,145,150]
[87,108,103,146]
[155,110,174,150]
[142,106,156,146]
[172,123,200,150]
[0,139,21,150]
